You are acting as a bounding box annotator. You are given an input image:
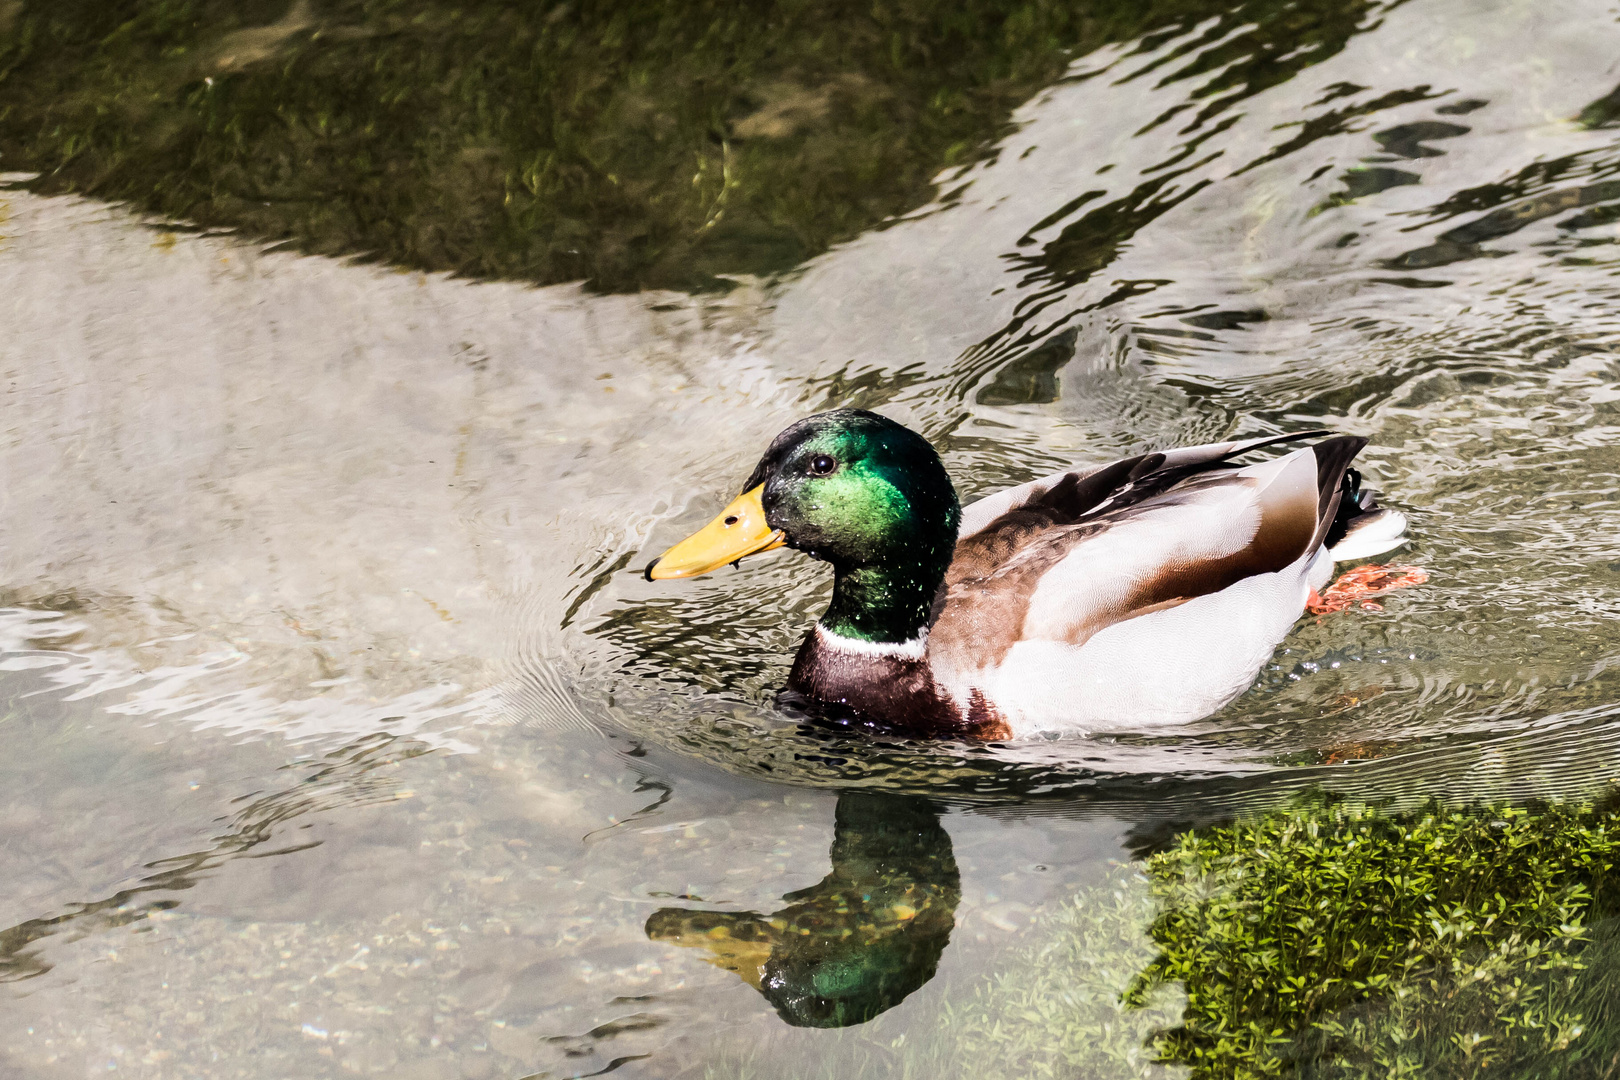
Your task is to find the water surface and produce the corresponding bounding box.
[4,0,1620,1075]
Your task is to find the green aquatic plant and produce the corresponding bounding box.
[1130,796,1620,1078]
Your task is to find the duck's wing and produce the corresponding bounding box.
[956,430,1334,540]
[937,434,1366,659]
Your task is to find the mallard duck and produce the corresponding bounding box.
[645,409,1411,740]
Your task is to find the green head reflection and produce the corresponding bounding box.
[646,791,959,1028]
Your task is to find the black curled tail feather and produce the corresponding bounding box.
[1307,436,1369,553]
[1324,465,1386,550]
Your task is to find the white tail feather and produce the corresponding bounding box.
[1327,508,1408,562]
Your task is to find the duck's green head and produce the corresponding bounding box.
[746,409,960,572]
[646,409,960,643]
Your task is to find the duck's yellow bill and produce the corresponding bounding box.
[645,484,787,581]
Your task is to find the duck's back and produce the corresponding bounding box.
[926,433,1367,735]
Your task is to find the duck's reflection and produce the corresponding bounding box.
[646,791,959,1027]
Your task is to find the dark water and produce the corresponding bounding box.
[3,0,1620,1076]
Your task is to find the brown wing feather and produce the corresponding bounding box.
[1106,464,1319,619]
[956,429,1329,541]
[932,434,1365,667]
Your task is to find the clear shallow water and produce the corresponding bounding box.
[4,0,1620,1075]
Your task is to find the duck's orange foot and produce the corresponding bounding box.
[1307,564,1429,616]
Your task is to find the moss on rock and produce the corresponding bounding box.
[1132,797,1620,1077]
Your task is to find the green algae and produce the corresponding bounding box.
[1131,796,1620,1078]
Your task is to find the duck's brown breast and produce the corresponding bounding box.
[786,627,1011,741]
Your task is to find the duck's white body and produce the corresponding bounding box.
[974,548,1330,735]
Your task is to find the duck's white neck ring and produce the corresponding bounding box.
[814,623,928,660]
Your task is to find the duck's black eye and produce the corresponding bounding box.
[808,454,836,475]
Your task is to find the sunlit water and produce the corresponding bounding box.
[4,0,1620,1075]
